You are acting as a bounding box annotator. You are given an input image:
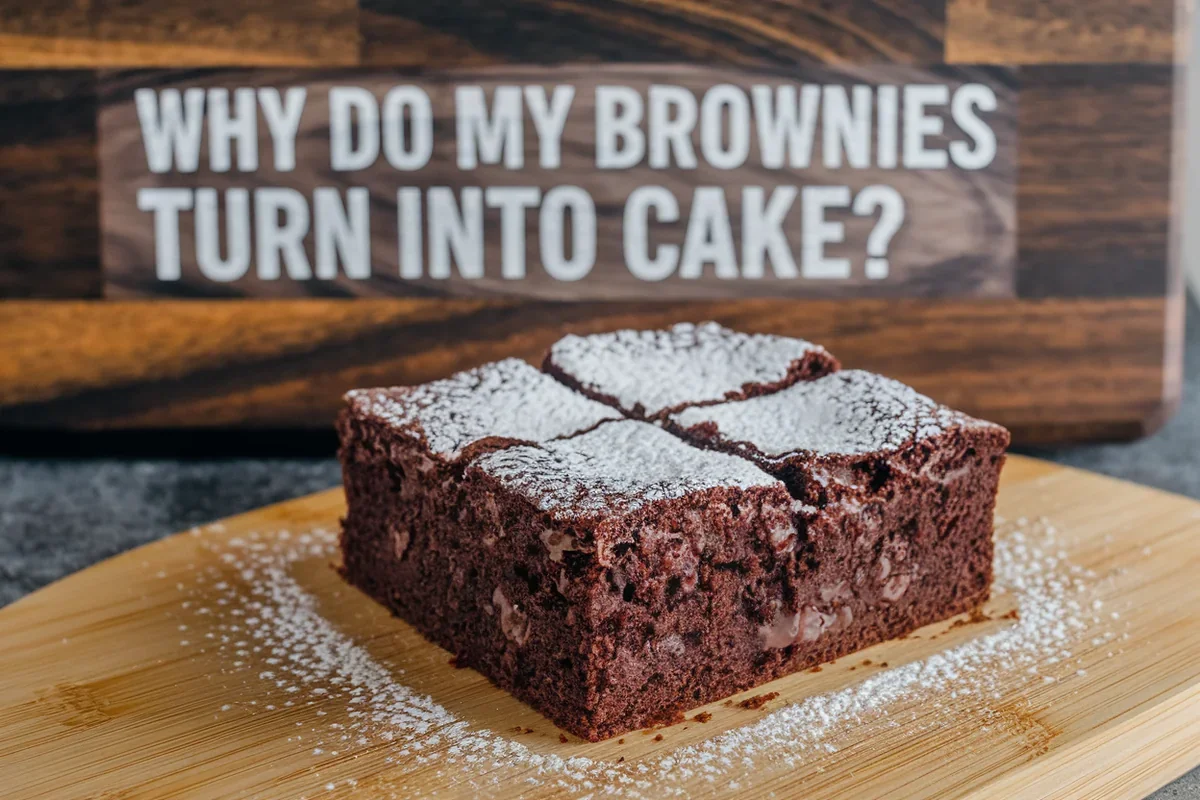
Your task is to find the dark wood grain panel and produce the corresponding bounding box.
[0,71,100,298]
[0,4,1188,444]
[0,297,1175,444]
[0,0,90,51]
[1016,65,1174,298]
[0,0,360,67]
[2,63,1176,302]
[361,0,945,67]
[946,0,1175,64]
[98,65,1016,301]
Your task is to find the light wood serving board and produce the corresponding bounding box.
[2,455,1199,799]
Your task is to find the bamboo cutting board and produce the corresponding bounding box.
[2,455,1199,799]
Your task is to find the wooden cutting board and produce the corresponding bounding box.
[2,455,1199,799]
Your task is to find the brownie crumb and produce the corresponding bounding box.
[738,692,779,710]
[617,738,625,745]
[723,700,734,707]
[650,709,686,728]
[879,662,889,668]
[862,659,872,666]
[809,666,822,673]
[1002,609,1020,621]
[558,733,569,744]
[950,608,992,631]
[693,712,713,723]
[653,733,664,742]
[617,756,625,763]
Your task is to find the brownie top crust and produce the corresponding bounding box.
[671,370,1006,461]
[470,419,781,518]
[344,358,621,460]
[545,322,838,418]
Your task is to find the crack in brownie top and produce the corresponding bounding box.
[671,370,998,459]
[471,420,781,517]
[547,322,836,418]
[343,358,621,460]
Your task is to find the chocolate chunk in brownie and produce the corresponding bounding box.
[543,321,839,419]
[669,370,1010,652]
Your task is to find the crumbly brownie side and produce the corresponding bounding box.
[337,359,621,663]
[668,370,1011,654]
[461,420,805,740]
[543,321,839,420]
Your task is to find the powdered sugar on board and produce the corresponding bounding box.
[172,515,1116,798]
[548,322,834,418]
[472,420,781,517]
[672,370,1002,459]
[345,358,621,460]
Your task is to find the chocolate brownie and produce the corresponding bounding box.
[339,350,1009,742]
[543,321,839,419]
[337,358,621,655]
[462,420,806,739]
[668,370,1010,654]
[343,417,805,740]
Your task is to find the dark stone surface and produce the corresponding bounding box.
[2,300,1198,793]
[0,459,340,605]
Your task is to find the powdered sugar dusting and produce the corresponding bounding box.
[345,358,621,459]
[472,420,781,516]
[549,322,833,418]
[177,515,1105,798]
[673,370,1000,459]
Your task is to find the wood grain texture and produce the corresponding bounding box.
[945,0,1176,64]
[2,457,1198,798]
[0,6,1187,440]
[361,0,945,67]
[1016,65,1175,298]
[0,297,1176,443]
[0,71,100,298]
[0,0,361,67]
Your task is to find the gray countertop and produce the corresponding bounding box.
[3,305,1199,797]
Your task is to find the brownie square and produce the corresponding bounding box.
[344,411,808,740]
[339,357,621,465]
[668,370,1010,652]
[458,420,806,740]
[543,321,839,419]
[337,358,621,644]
